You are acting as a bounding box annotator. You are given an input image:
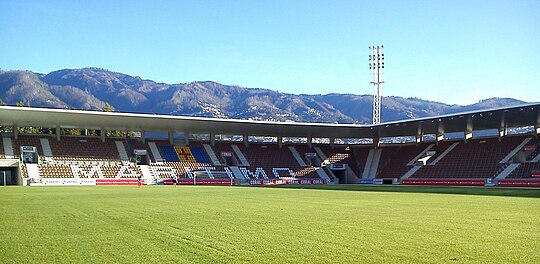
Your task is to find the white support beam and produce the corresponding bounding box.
[465,116,473,141]
[436,134,444,142]
[141,130,145,143]
[13,124,18,140]
[416,122,423,144]
[184,132,190,146]
[374,137,380,148]
[436,121,444,143]
[100,129,105,142]
[243,133,248,147]
[168,131,173,145]
[499,111,507,140]
[56,126,61,141]
[210,132,216,147]
[499,128,506,138]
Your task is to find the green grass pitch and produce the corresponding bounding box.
[1,185,539,263]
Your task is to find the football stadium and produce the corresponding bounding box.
[1,104,539,263]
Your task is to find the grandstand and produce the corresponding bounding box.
[0,103,539,187]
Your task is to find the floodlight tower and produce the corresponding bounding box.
[369,45,384,124]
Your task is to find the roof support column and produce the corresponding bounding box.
[416,122,423,144]
[307,136,312,149]
[436,121,444,144]
[13,124,18,140]
[210,132,216,147]
[141,130,146,144]
[184,132,190,146]
[536,110,540,135]
[465,116,473,142]
[329,137,335,149]
[499,111,507,141]
[56,126,61,141]
[374,127,381,148]
[101,129,105,142]
[243,133,248,147]
[168,131,173,145]
[277,135,283,148]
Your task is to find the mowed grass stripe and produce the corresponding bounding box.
[0,186,539,263]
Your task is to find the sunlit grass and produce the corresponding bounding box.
[0,185,538,263]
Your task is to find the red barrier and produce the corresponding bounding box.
[497,180,540,187]
[163,179,235,185]
[402,179,485,186]
[96,179,140,185]
[531,171,540,178]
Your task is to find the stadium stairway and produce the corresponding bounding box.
[26,163,40,180]
[400,165,423,181]
[40,138,53,158]
[288,146,307,166]
[229,166,248,182]
[2,136,14,158]
[288,145,331,181]
[203,144,222,165]
[148,142,163,161]
[494,163,520,180]
[362,149,382,179]
[315,146,357,183]
[531,152,540,163]
[138,165,155,184]
[407,144,435,166]
[313,147,337,180]
[115,141,129,161]
[231,145,250,166]
[428,142,459,165]
[500,137,532,164]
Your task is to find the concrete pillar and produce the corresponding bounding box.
[536,110,540,135]
[243,133,248,147]
[307,136,312,149]
[465,116,473,142]
[329,137,335,149]
[416,122,423,144]
[184,132,190,146]
[141,130,146,144]
[436,120,444,144]
[56,126,61,141]
[277,135,283,148]
[13,124,18,140]
[168,131,174,145]
[210,132,216,147]
[101,129,106,142]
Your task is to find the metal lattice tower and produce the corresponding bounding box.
[369,45,384,124]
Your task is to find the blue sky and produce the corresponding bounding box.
[1,0,539,105]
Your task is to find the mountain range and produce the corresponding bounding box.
[0,68,527,124]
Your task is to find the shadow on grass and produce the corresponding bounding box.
[247,184,540,198]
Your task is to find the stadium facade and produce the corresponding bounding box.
[0,104,539,187]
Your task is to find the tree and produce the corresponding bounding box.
[0,98,5,106]
[103,102,113,112]
[16,101,24,107]
[101,102,133,137]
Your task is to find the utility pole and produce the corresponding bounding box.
[369,45,384,124]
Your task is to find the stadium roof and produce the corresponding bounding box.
[0,103,539,139]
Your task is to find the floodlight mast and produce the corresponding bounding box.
[369,45,384,124]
